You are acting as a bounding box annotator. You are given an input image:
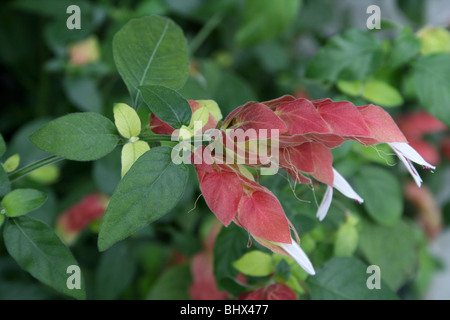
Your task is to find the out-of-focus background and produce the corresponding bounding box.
[0,0,449,300]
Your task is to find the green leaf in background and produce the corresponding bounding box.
[354,165,403,226]
[29,113,119,161]
[2,154,20,173]
[0,166,11,198]
[336,79,403,107]
[333,218,359,257]
[233,250,274,277]
[0,133,5,157]
[417,27,450,56]
[336,80,363,96]
[27,165,60,185]
[179,60,257,115]
[98,147,188,251]
[113,15,189,107]
[0,214,4,227]
[3,216,85,299]
[388,27,421,68]
[352,143,394,166]
[358,218,417,291]
[92,148,121,195]
[236,0,302,47]
[1,189,47,217]
[214,224,249,292]
[113,103,142,139]
[306,29,384,82]
[307,257,398,300]
[94,241,136,300]
[361,80,404,107]
[139,85,191,129]
[121,141,150,177]
[413,53,450,126]
[146,263,191,300]
[63,77,103,113]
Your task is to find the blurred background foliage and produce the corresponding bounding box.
[0,0,449,299]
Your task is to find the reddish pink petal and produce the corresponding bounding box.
[304,132,347,148]
[238,283,297,300]
[189,252,228,300]
[397,111,447,139]
[237,190,291,243]
[236,103,287,136]
[265,283,298,300]
[275,99,330,135]
[311,98,333,108]
[357,104,407,143]
[149,113,175,135]
[310,142,334,185]
[262,94,296,109]
[200,170,243,226]
[318,101,371,137]
[280,143,314,173]
[221,101,257,129]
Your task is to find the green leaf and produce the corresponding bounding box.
[361,80,404,107]
[27,165,60,185]
[94,241,136,300]
[114,103,142,139]
[92,148,121,195]
[0,166,11,198]
[214,223,249,291]
[333,223,358,257]
[413,53,450,126]
[113,15,189,107]
[388,27,421,68]
[121,141,150,177]
[417,27,450,55]
[233,250,274,277]
[2,154,20,173]
[0,133,5,157]
[336,80,363,96]
[354,165,403,226]
[236,0,302,47]
[307,257,398,300]
[63,77,103,113]
[98,146,188,251]
[3,216,85,299]
[2,189,47,217]
[29,113,119,161]
[146,263,191,300]
[139,85,191,129]
[358,218,417,291]
[352,143,394,166]
[0,214,4,227]
[306,29,384,82]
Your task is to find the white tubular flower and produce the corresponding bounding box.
[389,142,436,187]
[280,239,316,275]
[316,169,364,221]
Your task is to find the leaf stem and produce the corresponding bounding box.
[8,155,62,183]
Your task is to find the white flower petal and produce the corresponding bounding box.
[280,239,316,275]
[389,142,435,169]
[389,142,431,187]
[395,149,423,187]
[333,168,364,203]
[317,185,333,221]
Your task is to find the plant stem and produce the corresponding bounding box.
[189,11,225,56]
[140,135,174,143]
[8,155,62,183]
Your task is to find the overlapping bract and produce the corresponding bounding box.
[150,95,435,276]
